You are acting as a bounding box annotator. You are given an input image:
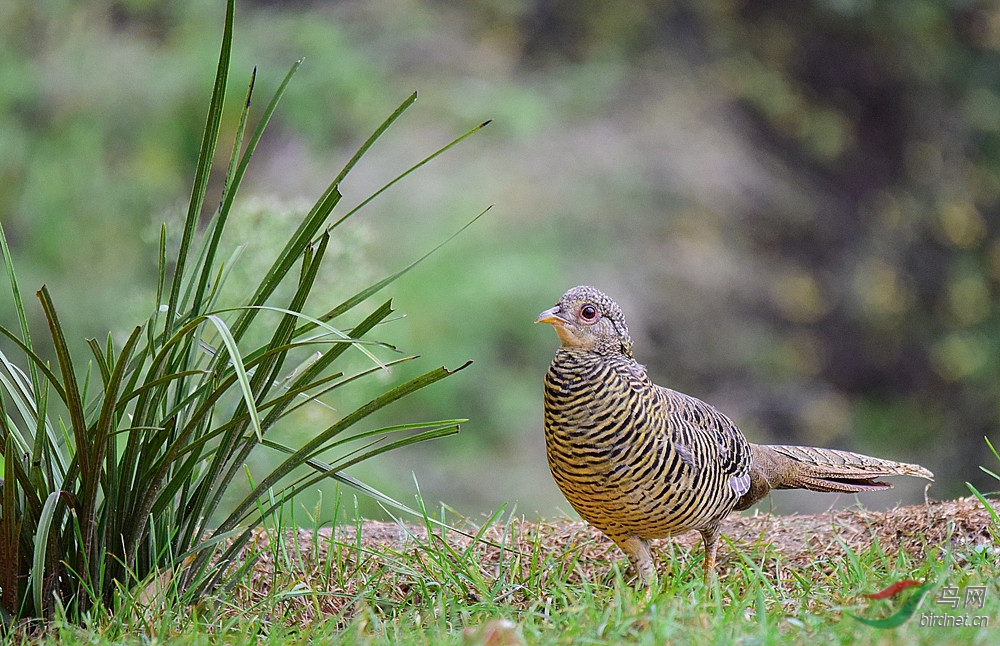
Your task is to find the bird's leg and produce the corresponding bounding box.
[618,534,656,587]
[699,525,721,583]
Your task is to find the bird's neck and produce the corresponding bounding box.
[543,347,654,446]
[551,347,647,381]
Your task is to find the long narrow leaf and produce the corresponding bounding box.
[326,119,491,233]
[0,352,47,446]
[229,423,460,531]
[227,91,420,343]
[0,222,38,391]
[182,299,402,545]
[308,205,491,330]
[151,224,167,336]
[0,429,42,521]
[0,327,67,414]
[193,60,304,320]
[166,0,234,332]
[83,326,143,576]
[205,315,262,441]
[31,379,58,496]
[181,242,329,546]
[228,304,391,372]
[31,491,62,617]
[191,67,256,315]
[226,185,341,344]
[1,434,21,615]
[85,338,113,389]
[333,91,417,190]
[213,361,471,536]
[247,234,329,400]
[36,288,90,489]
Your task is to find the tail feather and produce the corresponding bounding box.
[734,443,933,510]
[789,474,890,493]
[765,444,934,482]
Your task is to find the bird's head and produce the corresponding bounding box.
[535,285,634,358]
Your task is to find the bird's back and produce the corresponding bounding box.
[543,347,753,542]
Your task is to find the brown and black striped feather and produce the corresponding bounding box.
[543,347,752,544]
[538,285,934,582]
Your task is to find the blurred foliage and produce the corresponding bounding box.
[465,0,1000,503]
[2,0,999,518]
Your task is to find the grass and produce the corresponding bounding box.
[4,494,997,645]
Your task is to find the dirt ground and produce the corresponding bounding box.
[345,494,996,570]
[229,495,998,623]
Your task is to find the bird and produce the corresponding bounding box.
[536,285,934,585]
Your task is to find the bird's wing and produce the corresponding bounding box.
[657,385,753,496]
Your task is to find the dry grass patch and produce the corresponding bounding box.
[217,496,998,628]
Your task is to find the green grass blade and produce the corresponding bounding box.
[227,90,416,343]
[185,236,328,527]
[1,433,20,617]
[30,379,59,495]
[230,305,391,371]
[36,288,89,478]
[166,0,234,332]
[321,419,465,453]
[178,245,329,543]
[227,188,341,343]
[212,361,471,537]
[0,351,45,443]
[254,425,463,520]
[331,91,417,191]
[228,423,480,551]
[307,205,491,331]
[0,420,43,520]
[0,222,37,390]
[245,234,329,397]
[189,60,302,323]
[968,482,1000,527]
[31,490,62,616]
[85,338,113,389]
[261,420,464,466]
[191,67,256,316]
[152,223,167,336]
[981,436,1000,481]
[205,315,262,441]
[322,423,460,473]
[0,327,66,405]
[326,119,491,233]
[164,355,414,473]
[85,326,143,537]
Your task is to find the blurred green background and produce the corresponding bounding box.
[2,0,999,521]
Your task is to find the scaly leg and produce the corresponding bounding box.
[618,534,656,587]
[699,524,721,583]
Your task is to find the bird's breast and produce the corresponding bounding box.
[542,352,664,491]
[541,350,748,540]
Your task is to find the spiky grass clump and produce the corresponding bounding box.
[0,0,485,628]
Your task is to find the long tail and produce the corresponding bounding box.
[735,444,933,510]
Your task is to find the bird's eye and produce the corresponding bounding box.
[579,304,599,322]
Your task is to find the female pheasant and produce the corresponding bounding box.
[537,285,933,584]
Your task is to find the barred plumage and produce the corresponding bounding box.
[537,286,934,584]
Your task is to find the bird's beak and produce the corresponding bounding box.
[535,306,570,326]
